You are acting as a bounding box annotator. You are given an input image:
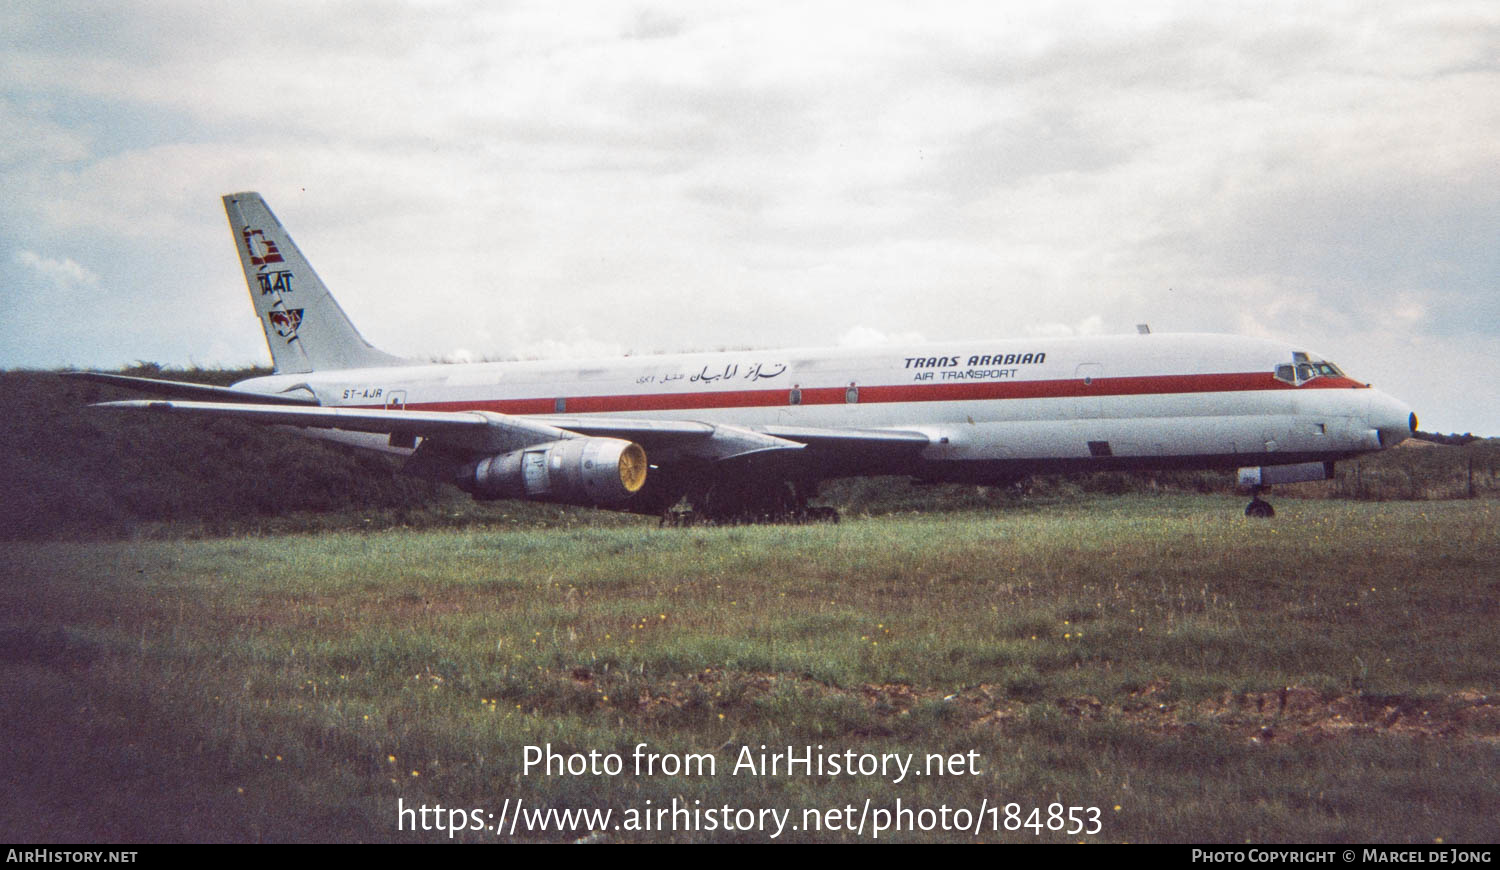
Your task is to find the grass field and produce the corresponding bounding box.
[3,495,1497,842]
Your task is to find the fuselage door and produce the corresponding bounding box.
[1075,363,1104,418]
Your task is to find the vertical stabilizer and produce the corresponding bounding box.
[223,192,408,373]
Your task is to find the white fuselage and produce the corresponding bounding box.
[234,332,1414,476]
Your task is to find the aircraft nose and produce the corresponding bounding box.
[1368,390,1416,448]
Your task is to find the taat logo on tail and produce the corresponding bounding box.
[255,271,294,295]
[268,306,303,342]
[242,228,284,266]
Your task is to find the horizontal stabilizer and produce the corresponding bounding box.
[64,372,318,405]
[91,399,565,454]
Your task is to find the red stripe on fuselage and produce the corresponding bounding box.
[343,372,1368,415]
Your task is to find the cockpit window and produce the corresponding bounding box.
[1275,355,1346,386]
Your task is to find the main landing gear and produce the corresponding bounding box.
[1244,486,1275,519]
[659,506,840,527]
[659,476,841,527]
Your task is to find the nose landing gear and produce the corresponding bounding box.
[1237,464,1334,519]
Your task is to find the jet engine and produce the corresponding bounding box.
[461,438,648,506]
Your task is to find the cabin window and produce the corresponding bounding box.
[789,386,802,406]
[554,397,566,413]
[845,384,859,404]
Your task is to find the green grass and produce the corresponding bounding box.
[3,496,1498,842]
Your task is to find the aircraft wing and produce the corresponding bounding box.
[533,416,929,455]
[93,400,930,464]
[533,416,930,470]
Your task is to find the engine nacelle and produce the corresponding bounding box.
[462,438,648,506]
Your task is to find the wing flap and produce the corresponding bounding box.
[524,416,803,461]
[758,424,931,449]
[524,416,715,442]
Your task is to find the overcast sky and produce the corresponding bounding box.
[2,1,1497,435]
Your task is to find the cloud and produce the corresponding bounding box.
[0,2,1496,432]
[837,326,927,348]
[13,250,99,292]
[1025,316,1107,339]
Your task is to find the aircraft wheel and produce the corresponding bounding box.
[1245,498,1275,519]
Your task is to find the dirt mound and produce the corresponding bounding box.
[609,668,1500,742]
[537,665,1498,743]
[1112,682,1498,742]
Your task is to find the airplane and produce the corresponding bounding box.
[77,191,1418,523]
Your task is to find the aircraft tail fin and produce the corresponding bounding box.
[223,192,409,374]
